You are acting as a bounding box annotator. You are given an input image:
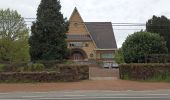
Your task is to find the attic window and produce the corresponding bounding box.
[74,23,78,27]
[85,43,89,47]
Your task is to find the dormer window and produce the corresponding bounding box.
[85,43,89,47]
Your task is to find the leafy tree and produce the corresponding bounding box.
[122,31,168,63]
[146,15,170,53]
[0,9,30,62]
[115,48,125,64]
[29,0,69,61]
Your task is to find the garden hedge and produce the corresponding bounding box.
[0,64,89,83]
[119,63,170,82]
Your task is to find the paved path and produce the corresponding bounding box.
[0,90,170,100]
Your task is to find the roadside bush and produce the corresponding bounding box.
[0,62,45,72]
[115,48,125,64]
[2,62,28,72]
[32,63,45,71]
[62,60,75,65]
[145,54,170,63]
[35,60,62,68]
[0,64,5,72]
[119,63,170,82]
[23,63,45,72]
[0,72,77,83]
[122,31,168,63]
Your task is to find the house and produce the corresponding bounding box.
[66,7,117,64]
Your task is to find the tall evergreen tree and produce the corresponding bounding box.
[146,15,170,53]
[29,0,69,61]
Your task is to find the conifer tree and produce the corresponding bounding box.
[29,0,69,61]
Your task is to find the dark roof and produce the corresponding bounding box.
[67,34,91,41]
[85,22,117,49]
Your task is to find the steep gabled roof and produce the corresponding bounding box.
[68,8,117,49]
[85,22,117,49]
[69,7,83,22]
[68,7,97,48]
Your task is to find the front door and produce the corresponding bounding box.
[72,53,83,61]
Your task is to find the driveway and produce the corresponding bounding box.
[89,65,119,80]
[89,67,119,77]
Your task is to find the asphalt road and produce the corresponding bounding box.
[0,90,170,100]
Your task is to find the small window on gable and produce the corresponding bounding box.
[85,43,89,47]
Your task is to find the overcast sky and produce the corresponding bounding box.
[0,0,170,47]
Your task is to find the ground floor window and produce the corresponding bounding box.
[101,53,114,59]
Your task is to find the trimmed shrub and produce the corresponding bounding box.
[115,48,125,64]
[62,60,75,64]
[0,64,89,83]
[0,62,45,72]
[32,63,45,71]
[0,72,77,83]
[35,60,62,68]
[0,64,5,72]
[24,63,45,72]
[122,31,168,63]
[119,63,170,82]
[145,54,170,63]
[2,62,28,72]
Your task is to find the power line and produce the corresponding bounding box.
[1,18,170,30]
[22,18,148,25]
[113,24,145,26]
[24,18,36,19]
[92,22,144,24]
[0,18,147,26]
[114,29,144,30]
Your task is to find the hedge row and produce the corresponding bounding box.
[0,60,75,72]
[0,64,89,83]
[0,63,45,72]
[119,63,170,81]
